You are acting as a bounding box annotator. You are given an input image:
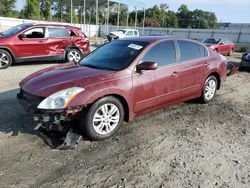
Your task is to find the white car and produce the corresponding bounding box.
[110,29,139,39]
[103,29,140,44]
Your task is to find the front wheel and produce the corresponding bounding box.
[0,49,12,69]
[201,75,218,103]
[81,96,124,141]
[66,49,83,63]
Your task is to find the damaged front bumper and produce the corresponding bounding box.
[17,89,83,132]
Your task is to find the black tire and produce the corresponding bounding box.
[81,96,124,141]
[0,49,12,69]
[201,75,218,103]
[66,49,83,63]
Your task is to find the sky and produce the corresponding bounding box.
[15,0,250,23]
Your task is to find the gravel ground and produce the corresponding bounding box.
[0,53,250,188]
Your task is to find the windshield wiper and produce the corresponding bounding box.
[82,64,101,69]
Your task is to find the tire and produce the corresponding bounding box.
[0,49,12,69]
[81,96,124,141]
[66,49,83,63]
[201,75,218,103]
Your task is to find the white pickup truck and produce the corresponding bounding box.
[103,29,140,43]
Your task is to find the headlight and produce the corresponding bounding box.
[37,87,85,110]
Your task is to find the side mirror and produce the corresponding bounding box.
[219,42,224,45]
[18,33,26,40]
[136,61,158,72]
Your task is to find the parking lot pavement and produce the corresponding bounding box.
[1,53,250,187]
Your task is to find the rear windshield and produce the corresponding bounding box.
[0,24,32,37]
[80,40,148,71]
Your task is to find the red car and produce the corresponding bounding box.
[203,38,236,56]
[0,23,90,69]
[18,36,227,141]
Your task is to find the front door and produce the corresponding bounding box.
[133,40,181,113]
[14,27,47,58]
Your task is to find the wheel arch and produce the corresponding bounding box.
[207,72,221,90]
[0,46,15,62]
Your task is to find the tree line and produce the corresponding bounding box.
[0,0,218,29]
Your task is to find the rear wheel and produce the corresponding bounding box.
[0,49,12,69]
[201,75,218,103]
[81,96,124,141]
[66,49,83,63]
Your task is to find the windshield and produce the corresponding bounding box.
[203,38,220,44]
[1,24,32,37]
[80,40,148,71]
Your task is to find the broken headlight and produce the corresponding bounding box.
[37,87,84,110]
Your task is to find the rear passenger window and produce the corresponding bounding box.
[199,45,208,57]
[178,40,203,61]
[48,27,69,38]
[142,41,176,67]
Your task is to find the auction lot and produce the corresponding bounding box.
[0,52,250,187]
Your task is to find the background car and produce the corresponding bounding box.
[202,38,236,56]
[103,29,139,43]
[0,23,90,69]
[18,36,227,141]
[239,52,250,70]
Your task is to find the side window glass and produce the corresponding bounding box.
[142,41,176,67]
[24,28,45,38]
[178,40,202,61]
[134,31,138,36]
[126,31,134,36]
[48,27,69,38]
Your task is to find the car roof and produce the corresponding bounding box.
[118,29,138,31]
[28,23,79,29]
[121,36,175,43]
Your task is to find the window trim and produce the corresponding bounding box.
[22,27,46,39]
[176,39,209,63]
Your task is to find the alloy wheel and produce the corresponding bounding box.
[68,50,81,62]
[92,103,120,135]
[0,52,9,68]
[204,79,216,101]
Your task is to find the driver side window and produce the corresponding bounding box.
[24,28,45,38]
[126,31,134,36]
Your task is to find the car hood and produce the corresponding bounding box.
[110,31,124,37]
[20,63,116,97]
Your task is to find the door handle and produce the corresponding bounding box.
[204,63,208,67]
[171,71,179,77]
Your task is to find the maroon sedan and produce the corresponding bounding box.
[18,36,227,140]
[203,38,236,56]
[0,23,89,69]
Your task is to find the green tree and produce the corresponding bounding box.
[177,4,192,28]
[40,0,51,20]
[0,0,17,17]
[23,0,39,19]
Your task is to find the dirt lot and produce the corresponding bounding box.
[0,53,250,188]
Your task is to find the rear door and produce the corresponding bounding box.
[177,40,209,101]
[13,27,46,58]
[133,40,181,113]
[45,27,71,57]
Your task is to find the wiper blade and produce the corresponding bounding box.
[82,64,100,69]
